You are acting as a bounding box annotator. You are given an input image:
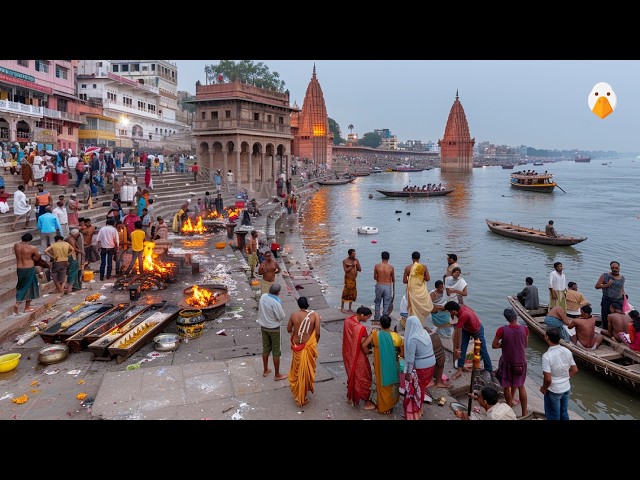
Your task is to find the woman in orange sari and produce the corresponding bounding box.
[362,314,403,414]
[342,306,376,409]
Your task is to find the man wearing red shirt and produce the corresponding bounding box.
[444,301,494,381]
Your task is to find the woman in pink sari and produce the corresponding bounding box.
[403,315,436,420]
[342,306,376,409]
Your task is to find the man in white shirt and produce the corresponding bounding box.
[96,218,120,281]
[157,154,164,174]
[455,386,517,420]
[540,327,578,420]
[11,184,32,231]
[52,200,69,238]
[67,150,79,172]
[548,261,567,310]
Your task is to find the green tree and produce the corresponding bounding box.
[203,60,286,92]
[328,117,345,145]
[358,132,382,148]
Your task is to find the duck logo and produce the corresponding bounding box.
[588,82,617,119]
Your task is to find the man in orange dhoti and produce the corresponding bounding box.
[288,297,321,407]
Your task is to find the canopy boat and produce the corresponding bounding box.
[485,219,586,246]
[533,161,544,166]
[507,295,640,397]
[377,188,454,198]
[510,172,556,193]
[357,226,378,234]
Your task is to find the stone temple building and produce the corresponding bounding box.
[439,91,474,173]
[290,65,333,170]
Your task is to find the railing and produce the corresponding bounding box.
[0,99,42,116]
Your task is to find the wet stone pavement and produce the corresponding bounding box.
[0,190,555,421]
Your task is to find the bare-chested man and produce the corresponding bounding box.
[601,300,631,342]
[258,250,281,294]
[287,296,321,407]
[566,305,604,350]
[341,248,361,313]
[247,230,259,279]
[13,232,41,315]
[373,251,395,320]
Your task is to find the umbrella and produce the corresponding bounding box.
[84,146,101,155]
[46,150,58,156]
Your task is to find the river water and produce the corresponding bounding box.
[298,156,640,420]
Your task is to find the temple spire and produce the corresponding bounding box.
[313,63,316,79]
[456,89,459,100]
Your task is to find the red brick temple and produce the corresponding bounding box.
[439,91,474,173]
[291,65,333,169]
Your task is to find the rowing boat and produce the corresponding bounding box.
[485,219,586,246]
[377,189,454,198]
[507,295,640,397]
[316,178,355,186]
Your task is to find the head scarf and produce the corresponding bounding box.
[404,315,431,348]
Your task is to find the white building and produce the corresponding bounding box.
[76,60,191,153]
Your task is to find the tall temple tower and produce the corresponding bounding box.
[438,91,474,173]
[291,65,333,169]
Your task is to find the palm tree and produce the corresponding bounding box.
[348,124,354,136]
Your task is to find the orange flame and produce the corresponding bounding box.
[185,285,214,307]
[207,211,224,220]
[181,216,207,234]
[143,241,175,274]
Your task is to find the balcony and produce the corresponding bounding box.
[0,99,43,117]
[194,118,291,135]
[42,107,82,123]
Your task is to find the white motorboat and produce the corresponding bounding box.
[358,226,378,234]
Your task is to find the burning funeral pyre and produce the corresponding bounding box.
[113,241,178,291]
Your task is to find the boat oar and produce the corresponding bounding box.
[467,338,482,417]
[555,183,567,193]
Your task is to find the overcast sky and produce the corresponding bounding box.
[174,60,640,153]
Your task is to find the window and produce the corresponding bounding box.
[81,84,87,89]
[132,64,140,72]
[79,93,87,101]
[279,116,284,124]
[201,112,206,120]
[17,60,28,67]
[57,99,68,112]
[68,126,73,135]
[35,60,49,73]
[225,110,231,119]
[253,112,260,121]
[93,84,97,89]
[155,127,158,134]
[151,64,156,71]
[142,66,148,71]
[267,114,272,123]
[123,97,132,107]
[107,92,116,102]
[148,133,152,140]
[113,65,119,72]
[211,111,218,119]
[121,64,129,72]
[55,65,68,80]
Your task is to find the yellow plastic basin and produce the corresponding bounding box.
[0,353,21,373]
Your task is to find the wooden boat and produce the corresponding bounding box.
[574,155,591,162]
[39,303,113,344]
[316,178,355,186]
[377,188,454,198]
[533,161,544,166]
[485,219,586,246]
[107,305,182,364]
[349,171,371,177]
[65,303,132,353]
[357,226,378,234]
[391,164,423,172]
[87,303,170,360]
[501,164,515,169]
[510,172,556,192]
[507,295,640,397]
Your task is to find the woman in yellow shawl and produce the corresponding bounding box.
[403,251,433,327]
[362,314,403,414]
